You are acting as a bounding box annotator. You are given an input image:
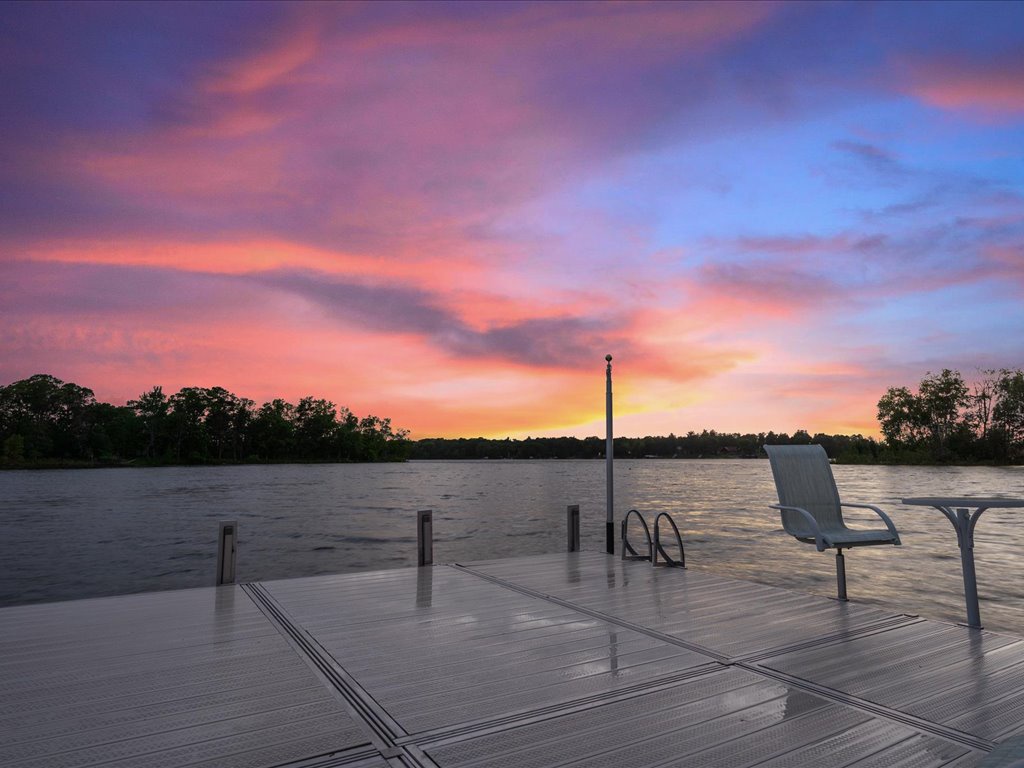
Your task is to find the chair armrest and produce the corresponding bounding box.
[840,503,902,544]
[770,504,827,551]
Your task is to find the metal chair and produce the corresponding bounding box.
[763,444,901,600]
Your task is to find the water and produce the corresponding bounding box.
[2,460,1023,633]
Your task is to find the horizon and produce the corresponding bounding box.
[2,2,1023,440]
[0,368,947,443]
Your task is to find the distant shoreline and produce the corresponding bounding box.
[4,454,1018,470]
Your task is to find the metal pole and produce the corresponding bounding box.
[417,510,433,566]
[605,354,614,554]
[216,521,237,586]
[567,505,580,552]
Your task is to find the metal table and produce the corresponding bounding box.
[902,497,1024,629]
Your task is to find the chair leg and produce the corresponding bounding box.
[835,547,848,601]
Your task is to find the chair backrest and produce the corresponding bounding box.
[763,444,846,537]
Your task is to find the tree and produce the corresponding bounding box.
[357,414,411,461]
[992,369,1024,461]
[791,429,812,445]
[970,370,997,441]
[167,387,211,462]
[336,406,361,460]
[250,399,295,460]
[917,369,971,459]
[876,386,923,450]
[87,402,143,461]
[128,386,168,460]
[293,397,339,459]
[203,387,252,461]
[2,434,25,465]
[0,374,96,460]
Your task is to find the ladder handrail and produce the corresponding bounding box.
[653,512,685,568]
[621,508,653,561]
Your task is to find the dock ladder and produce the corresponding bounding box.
[620,509,685,567]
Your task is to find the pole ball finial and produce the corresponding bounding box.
[605,354,613,362]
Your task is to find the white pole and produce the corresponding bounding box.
[605,354,614,554]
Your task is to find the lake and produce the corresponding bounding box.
[2,460,1023,633]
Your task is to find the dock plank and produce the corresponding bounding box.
[0,586,372,768]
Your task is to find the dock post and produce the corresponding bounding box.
[216,521,237,586]
[417,510,433,566]
[567,505,580,552]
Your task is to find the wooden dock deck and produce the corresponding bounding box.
[3,551,1023,767]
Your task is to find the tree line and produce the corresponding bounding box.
[411,431,883,462]
[0,374,412,467]
[5,367,1021,469]
[877,368,1024,463]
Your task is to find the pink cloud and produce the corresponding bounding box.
[202,25,320,96]
[980,244,1024,291]
[17,238,492,292]
[702,220,1023,304]
[696,262,843,313]
[30,2,783,260]
[901,55,1024,116]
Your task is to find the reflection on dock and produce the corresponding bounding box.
[2,551,1022,767]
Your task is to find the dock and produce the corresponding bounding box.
[3,551,1023,767]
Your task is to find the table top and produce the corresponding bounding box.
[902,497,1024,508]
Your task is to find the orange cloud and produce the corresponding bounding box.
[0,307,617,438]
[19,238,485,286]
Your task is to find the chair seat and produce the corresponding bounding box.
[795,528,898,548]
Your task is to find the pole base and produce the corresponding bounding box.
[835,548,848,601]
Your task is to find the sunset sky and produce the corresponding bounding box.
[2,1,1023,439]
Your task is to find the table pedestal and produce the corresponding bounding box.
[953,507,982,629]
[903,497,1024,631]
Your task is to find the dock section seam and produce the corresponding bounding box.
[451,562,732,662]
[276,745,403,767]
[400,663,724,749]
[741,661,997,753]
[242,582,438,768]
[733,613,925,665]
